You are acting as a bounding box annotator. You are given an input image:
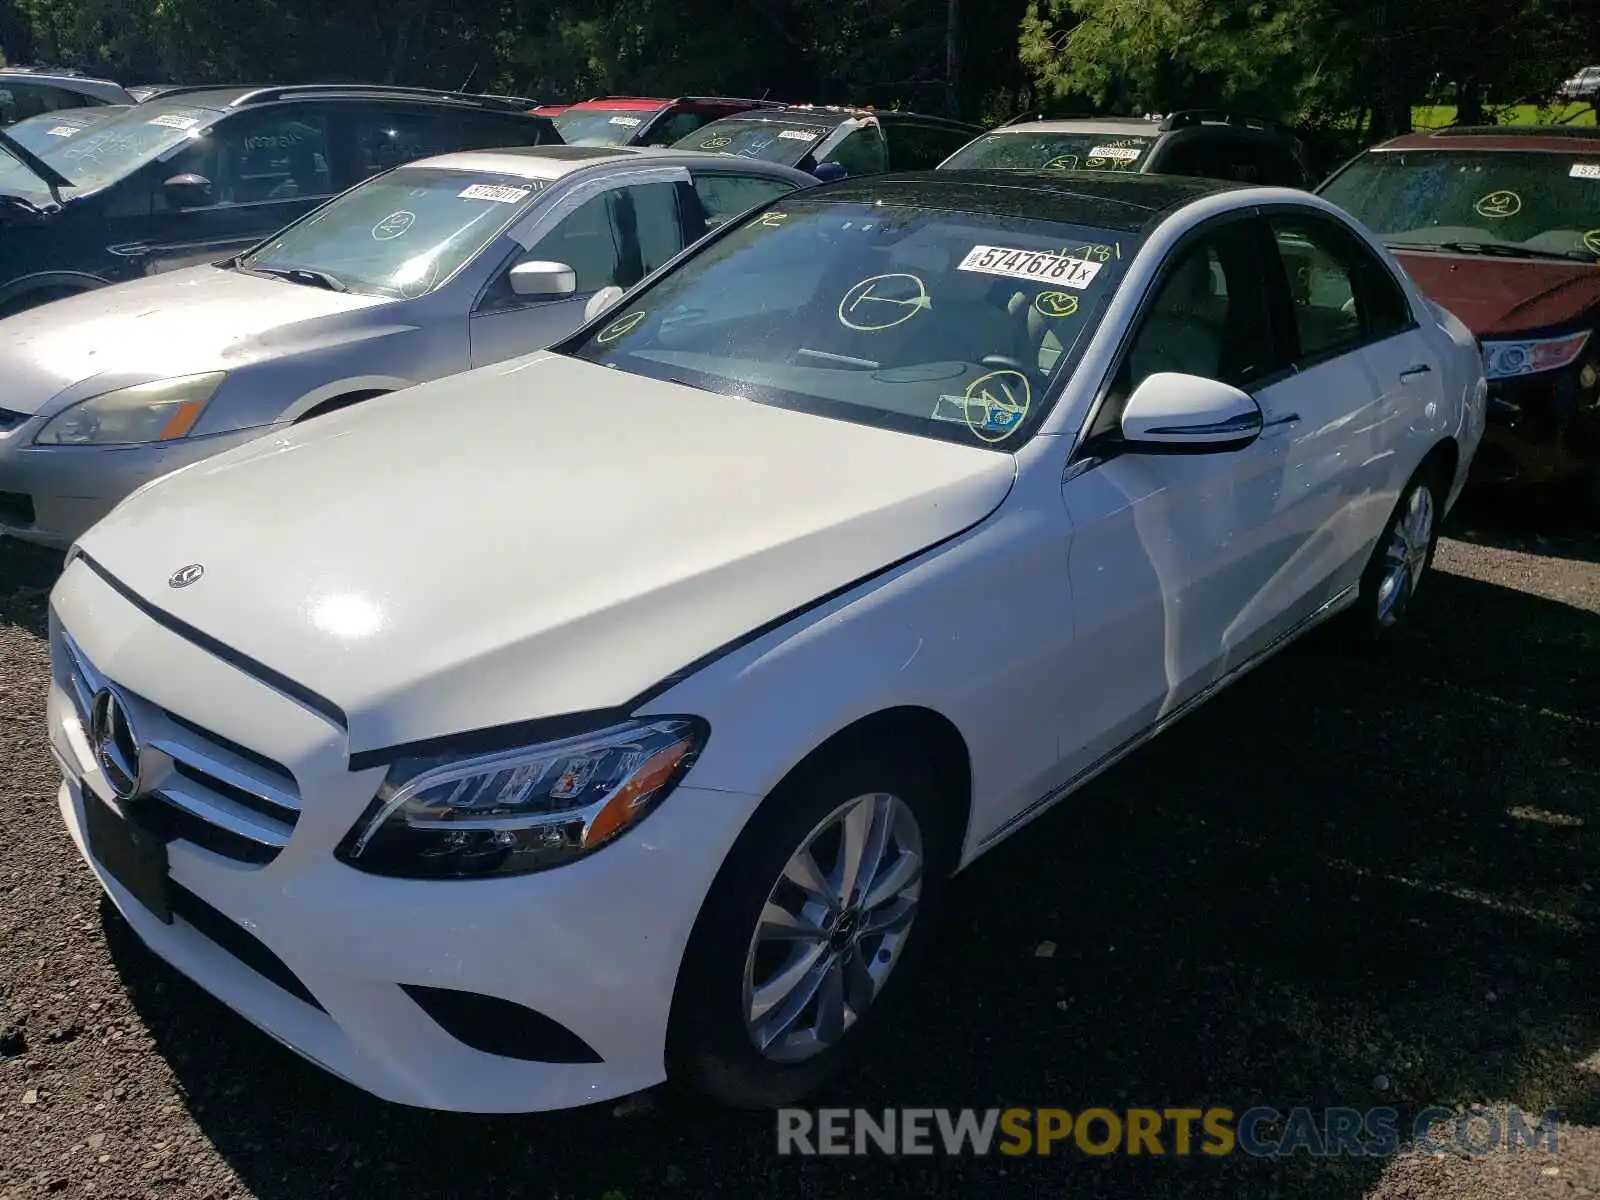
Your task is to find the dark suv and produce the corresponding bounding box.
[672,105,983,178]
[0,84,562,316]
[941,110,1316,188]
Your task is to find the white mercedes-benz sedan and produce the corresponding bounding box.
[45,171,1485,1114]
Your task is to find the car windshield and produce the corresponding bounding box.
[237,166,545,298]
[942,130,1155,172]
[0,99,223,199]
[564,195,1134,450]
[1321,149,1600,262]
[3,106,127,155]
[552,108,658,146]
[673,119,833,165]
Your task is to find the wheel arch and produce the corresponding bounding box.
[292,388,392,422]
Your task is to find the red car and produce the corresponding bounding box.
[551,95,778,149]
[1320,126,1600,504]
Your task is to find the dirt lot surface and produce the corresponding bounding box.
[0,500,1596,1200]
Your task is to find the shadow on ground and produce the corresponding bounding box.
[0,540,61,638]
[92,538,1600,1198]
[1445,490,1600,565]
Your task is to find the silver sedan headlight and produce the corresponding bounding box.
[34,372,227,446]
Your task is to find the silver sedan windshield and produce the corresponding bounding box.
[239,167,545,297]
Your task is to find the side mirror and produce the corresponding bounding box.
[584,285,626,324]
[163,173,213,210]
[509,259,577,299]
[812,162,849,183]
[1119,372,1263,452]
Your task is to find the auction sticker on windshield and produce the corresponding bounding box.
[778,129,821,141]
[1571,163,1600,180]
[458,183,531,204]
[1089,145,1142,161]
[45,126,79,137]
[958,245,1101,288]
[147,113,200,130]
[609,116,642,127]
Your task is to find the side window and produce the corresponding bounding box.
[885,122,952,171]
[1262,142,1311,188]
[691,173,796,229]
[1268,213,1411,364]
[452,112,561,152]
[642,112,705,147]
[0,84,93,125]
[1151,135,1219,179]
[166,109,333,206]
[345,106,460,185]
[823,125,889,176]
[515,181,685,301]
[1113,220,1280,412]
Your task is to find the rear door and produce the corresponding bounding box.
[469,167,692,366]
[127,104,338,275]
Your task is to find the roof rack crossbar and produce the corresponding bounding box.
[1160,108,1282,132]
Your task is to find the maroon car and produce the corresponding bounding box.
[1320,126,1600,503]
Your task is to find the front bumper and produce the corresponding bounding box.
[49,558,759,1113]
[0,424,267,548]
[1469,368,1600,488]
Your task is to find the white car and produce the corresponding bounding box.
[46,172,1485,1113]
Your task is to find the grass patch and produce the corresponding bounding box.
[1413,102,1596,129]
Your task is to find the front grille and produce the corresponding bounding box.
[0,407,27,435]
[0,491,34,527]
[60,631,302,865]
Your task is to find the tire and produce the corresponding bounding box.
[667,749,956,1109]
[1350,465,1444,639]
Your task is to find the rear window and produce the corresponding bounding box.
[1321,149,1600,262]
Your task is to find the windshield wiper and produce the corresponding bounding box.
[1396,240,1594,263]
[247,265,348,293]
[0,126,72,207]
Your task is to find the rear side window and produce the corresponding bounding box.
[452,112,562,151]
[344,106,463,184]
[691,173,798,229]
[0,82,96,125]
[886,122,972,170]
[822,125,888,176]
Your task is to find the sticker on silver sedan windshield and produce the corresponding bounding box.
[1088,145,1142,161]
[608,115,642,127]
[778,129,821,140]
[958,245,1102,289]
[147,112,200,130]
[458,183,531,204]
[1571,163,1600,180]
[45,125,79,137]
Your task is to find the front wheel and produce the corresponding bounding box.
[667,752,954,1109]
[1352,468,1442,637]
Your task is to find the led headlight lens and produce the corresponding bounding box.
[336,717,707,878]
[1480,331,1590,381]
[34,372,227,446]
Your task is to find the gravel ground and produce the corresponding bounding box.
[0,499,1596,1200]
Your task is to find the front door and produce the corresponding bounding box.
[126,106,339,276]
[1055,215,1310,778]
[469,172,692,367]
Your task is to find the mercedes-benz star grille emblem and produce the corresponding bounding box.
[168,563,204,589]
[89,688,142,801]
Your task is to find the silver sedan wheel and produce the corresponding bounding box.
[1377,484,1435,624]
[742,791,924,1063]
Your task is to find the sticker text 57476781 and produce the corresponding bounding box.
[958,245,1102,289]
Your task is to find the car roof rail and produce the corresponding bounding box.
[1432,123,1600,139]
[1159,109,1284,133]
[229,83,535,111]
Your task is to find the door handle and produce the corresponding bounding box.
[1399,364,1433,382]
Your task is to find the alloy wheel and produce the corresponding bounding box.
[1377,483,1435,625]
[742,791,923,1063]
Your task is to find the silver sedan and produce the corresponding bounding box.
[0,145,813,546]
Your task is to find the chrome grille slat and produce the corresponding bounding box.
[152,781,291,849]
[54,632,303,865]
[148,738,301,817]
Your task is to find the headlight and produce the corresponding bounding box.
[1480,331,1590,381]
[335,717,707,879]
[34,372,226,446]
